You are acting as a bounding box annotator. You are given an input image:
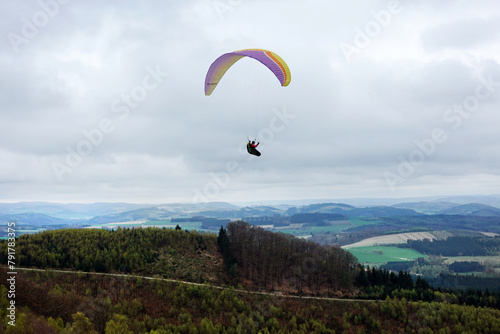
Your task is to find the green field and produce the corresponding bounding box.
[347,246,427,266]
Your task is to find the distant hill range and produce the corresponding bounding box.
[0,212,69,226]
[0,202,151,220]
[2,195,500,226]
[290,203,424,217]
[392,202,500,216]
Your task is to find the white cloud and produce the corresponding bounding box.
[422,17,500,51]
[1,0,500,203]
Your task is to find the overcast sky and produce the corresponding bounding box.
[1,0,500,204]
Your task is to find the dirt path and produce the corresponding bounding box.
[11,266,375,303]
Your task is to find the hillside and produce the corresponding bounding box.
[0,224,359,293]
[392,201,500,216]
[0,212,69,226]
[2,225,500,333]
[88,207,178,225]
[4,266,500,333]
[439,203,500,216]
[224,222,357,293]
[392,201,458,214]
[3,224,500,332]
[287,202,424,217]
[3,227,225,284]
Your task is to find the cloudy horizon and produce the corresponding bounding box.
[1,0,500,204]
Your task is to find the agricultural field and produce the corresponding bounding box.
[346,245,427,266]
[342,231,453,248]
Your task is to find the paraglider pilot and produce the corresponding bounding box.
[247,140,261,157]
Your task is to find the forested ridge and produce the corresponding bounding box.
[224,222,358,293]
[0,227,224,283]
[2,267,500,333]
[401,235,500,257]
[0,223,360,294]
[379,215,500,234]
[2,224,500,332]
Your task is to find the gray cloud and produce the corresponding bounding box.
[1,0,500,203]
[422,17,500,51]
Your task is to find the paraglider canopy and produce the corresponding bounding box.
[204,48,291,96]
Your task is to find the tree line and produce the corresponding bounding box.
[224,221,358,294]
[355,266,500,310]
[380,215,500,234]
[401,236,500,256]
[0,227,221,283]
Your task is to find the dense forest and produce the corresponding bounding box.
[2,266,500,333]
[356,266,500,310]
[448,261,485,273]
[0,227,224,283]
[3,224,500,332]
[224,222,357,293]
[401,236,500,257]
[0,223,359,294]
[378,215,500,234]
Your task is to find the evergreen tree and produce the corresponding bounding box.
[218,226,238,280]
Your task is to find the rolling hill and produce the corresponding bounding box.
[3,198,500,229]
[391,201,458,214]
[438,203,500,216]
[0,212,70,226]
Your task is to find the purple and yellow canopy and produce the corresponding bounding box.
[204,48,291,96]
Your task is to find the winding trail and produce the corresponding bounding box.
[10,266,375,303]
